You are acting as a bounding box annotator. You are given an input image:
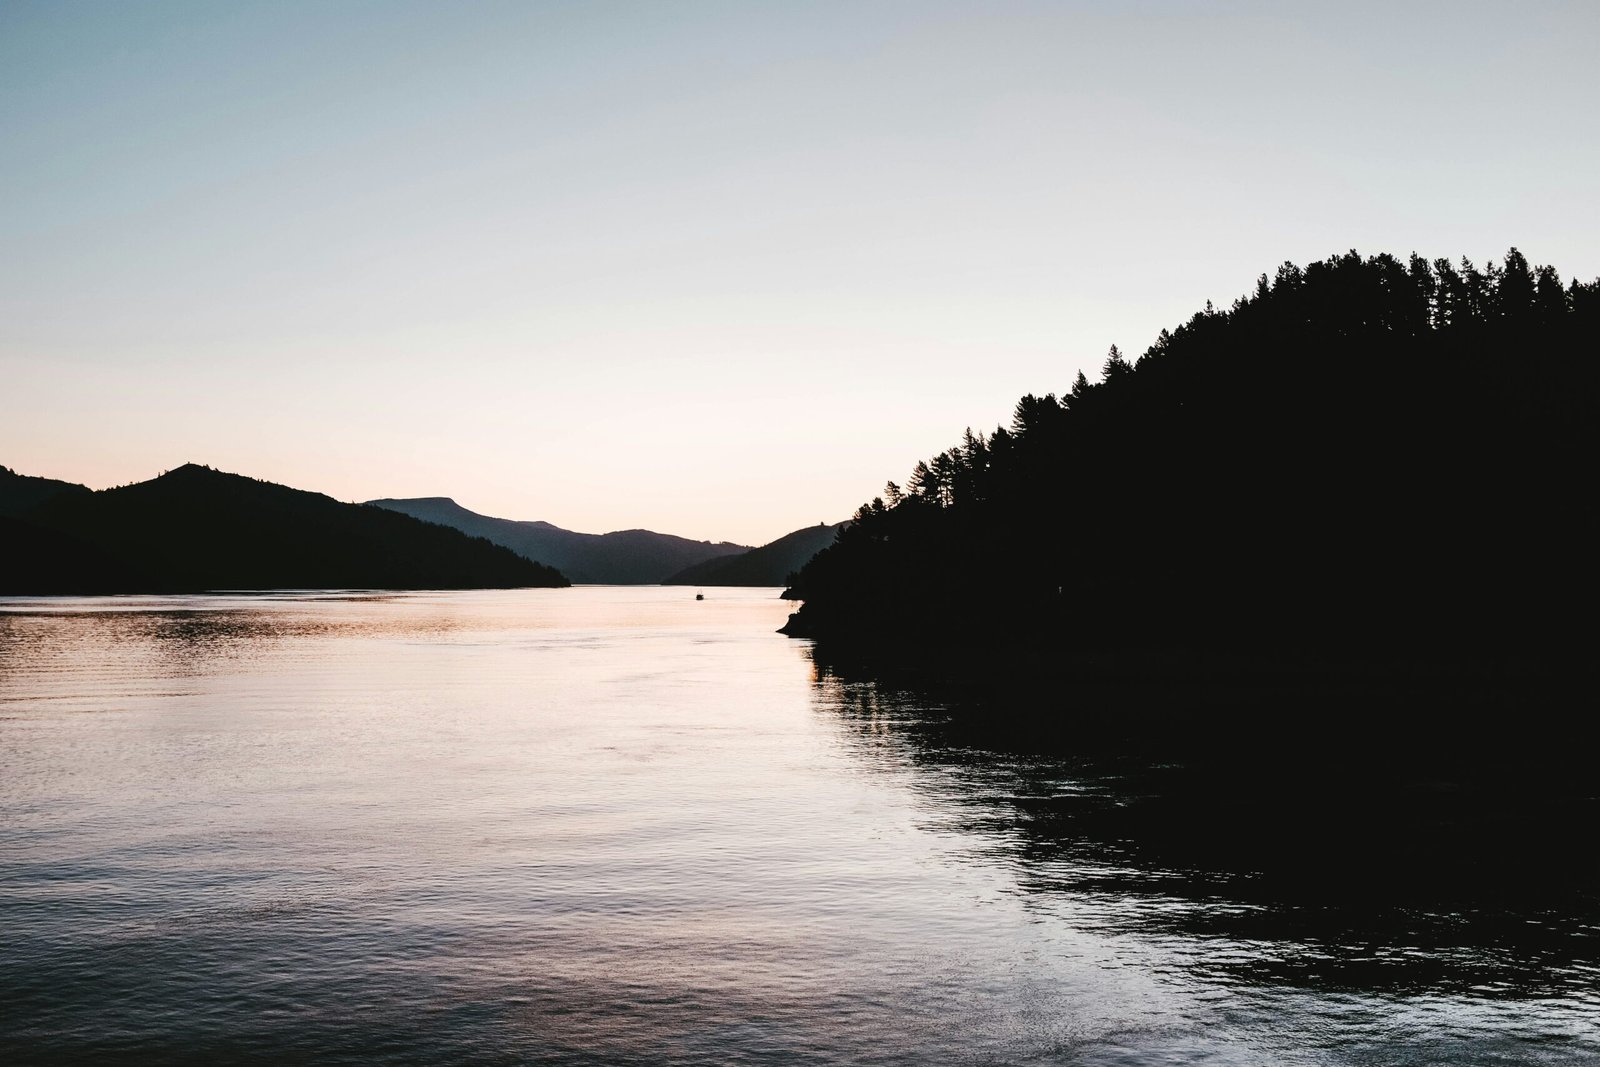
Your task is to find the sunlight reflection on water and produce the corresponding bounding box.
[1,588,1594,1065]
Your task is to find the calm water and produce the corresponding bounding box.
[1,587,1595,1065]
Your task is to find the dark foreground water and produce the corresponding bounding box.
[1,588,1595,1065]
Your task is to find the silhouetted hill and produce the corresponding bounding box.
[2,464,568,594]
[662,522,846,587]
[783,249,1598,679]
[366,497,748,583]
[0,465,90,517]
[0,515,141,594]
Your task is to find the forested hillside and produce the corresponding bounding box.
[782,250,1597,673]
[662,522,846,587]
[0,465,92,516]
[2,464,569,594]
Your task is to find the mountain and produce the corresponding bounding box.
[662,522,846,587]
[0,514,142,595]
[0,465,91,517]
[365,497,748,584]
[2,463,568,594]
[781,248,1597,676]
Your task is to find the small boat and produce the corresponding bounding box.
[695,593,705,600]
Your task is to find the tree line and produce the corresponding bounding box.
[783,249,1598,673]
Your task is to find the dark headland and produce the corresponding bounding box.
[783,249,1600,905]
[781,249,1597,693]
[0,464,568,594]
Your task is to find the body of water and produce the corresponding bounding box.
[2,587,1595,1064]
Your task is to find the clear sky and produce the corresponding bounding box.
[4,1,1596,545]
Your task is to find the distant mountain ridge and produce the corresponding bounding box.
[365,497,748,584]
[1,464,568,594]
[662,522,846,587]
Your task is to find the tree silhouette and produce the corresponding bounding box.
[782,248,1599,680]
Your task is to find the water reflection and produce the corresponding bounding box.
[807,649,1600,1003]
[3,591,1595,1066]
[0,594,488,690]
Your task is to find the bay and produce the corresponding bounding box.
[1,587,1594,1065]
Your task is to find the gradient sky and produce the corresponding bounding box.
[4,1,1596,544]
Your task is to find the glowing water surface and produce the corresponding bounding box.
[1,588,1594,1064]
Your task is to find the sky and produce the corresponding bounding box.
[3,1,1597,545]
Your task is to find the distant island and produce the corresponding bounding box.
[662,522,847,587]
[365,497,748,584]
[782,249,1597,679]
[1,463,568,594]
